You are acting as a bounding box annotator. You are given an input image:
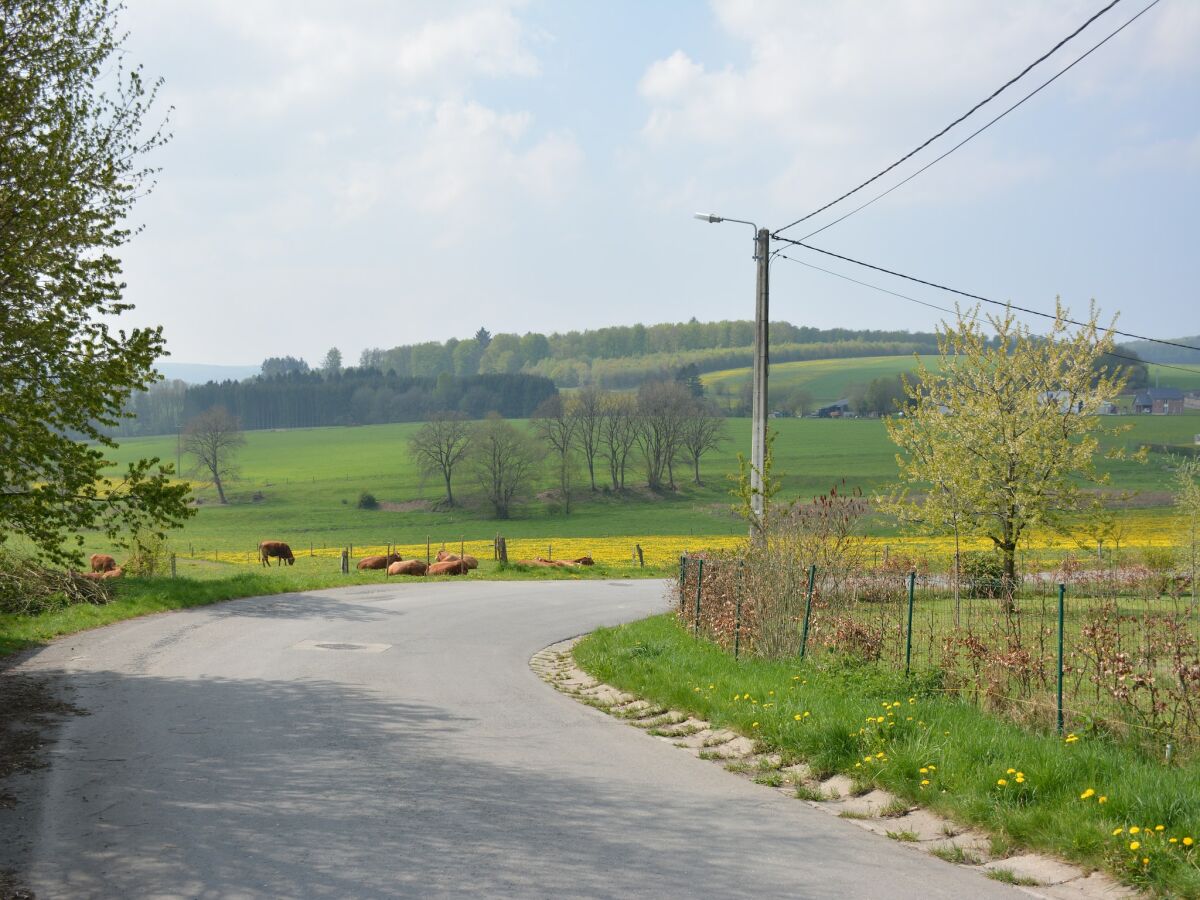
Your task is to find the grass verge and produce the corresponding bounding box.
[0,559,669,660]
[572,614,1200,898]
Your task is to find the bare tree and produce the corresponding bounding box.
[635,381,692,490]
[470,414,541,519]
[183,407,244,504]
[680,401,726,485]
[570,386,604,492]
[532,395,577,513]
[409,412,472,507]
[598,394,637,490]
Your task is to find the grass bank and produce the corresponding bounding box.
[0,558,668,659]
[574,615,1200,897]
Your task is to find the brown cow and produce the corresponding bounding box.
[515,558,561,568]
[387,559,428,576]
[427,559,468,576]
[100,566,124,580]
[259,541,295,567]
[570,556,595,566]
[434,551,478,570]
[90,553,117,573]
[357,553,403,571]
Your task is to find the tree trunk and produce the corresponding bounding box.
[213,472,227,504]
[444,471,454,507]
[692,453,702,485]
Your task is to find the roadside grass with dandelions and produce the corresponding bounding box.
[573,614,1200,897]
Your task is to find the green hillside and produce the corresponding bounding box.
[702,355,934,405]
[96,415,1195,555]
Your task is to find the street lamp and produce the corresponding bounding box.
[694,213,770,538]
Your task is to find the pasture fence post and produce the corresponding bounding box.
[1057,582,1066,735]
[498,537,508,564]
[170,553,176,578]
[340,549,349,574]
[799,564,817,659]
[636,544,644,567]
[460,536,464,560]
[693,558,704,637]
[904,570,916,677]
[426,538,430,565]
[309,541,313,557]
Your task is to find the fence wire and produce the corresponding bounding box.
[677,553,1200,752]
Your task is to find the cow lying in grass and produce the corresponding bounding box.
[79,566,123,581]
[358,553,403,571]
[259,541,295,566]
[387,559,427,576]
[427,559,468,576]
[435,550,478,570]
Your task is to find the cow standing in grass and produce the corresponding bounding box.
[259,541,295,567]
[90,553,117,573]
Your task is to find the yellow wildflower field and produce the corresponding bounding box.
[211,518,1186,568]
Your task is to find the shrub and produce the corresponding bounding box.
[961,552,1006,598]
[357,492,378,510]
[124,530,170,577]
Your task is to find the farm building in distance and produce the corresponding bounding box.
[1133,387,1185,415]
[816,399,852,418]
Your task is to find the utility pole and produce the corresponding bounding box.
[750,227,770,538]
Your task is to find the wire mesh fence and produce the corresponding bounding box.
[677,552,1200,754]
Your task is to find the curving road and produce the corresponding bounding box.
[0,580,1023,898]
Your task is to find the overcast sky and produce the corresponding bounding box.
[115,0,1200,367]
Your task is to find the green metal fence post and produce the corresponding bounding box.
[693,558,704,637]
[1057,582,1066,735]
[679,555,687,614]
[904,570,916,677]
[799,564,817,659]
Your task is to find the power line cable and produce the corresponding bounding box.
[774,251,1200,376]
[788,0,1163,242]
[772,234,1200,354]
[775,0,1125,236]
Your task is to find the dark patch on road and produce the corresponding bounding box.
[0,674,84,808]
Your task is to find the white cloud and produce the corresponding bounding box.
[632,0,1200,214]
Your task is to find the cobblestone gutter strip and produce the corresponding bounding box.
[531,638,1138,900]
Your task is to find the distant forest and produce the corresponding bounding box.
[112,371,557,437]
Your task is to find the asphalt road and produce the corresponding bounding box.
[0,579,1024,899]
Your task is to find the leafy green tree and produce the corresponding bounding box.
[0,0,191,563]
[260,356,309,378]
[320,347,342,374]
[883,303,1129,586]
[1173,456,1200,603]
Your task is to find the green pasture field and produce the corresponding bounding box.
[702,355,937,405]
[92,414,1194,557]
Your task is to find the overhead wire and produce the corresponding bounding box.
[774,0,1127,236]
[787,0,1164,243]
[772,234,1200,354]
[773,250,1200,377]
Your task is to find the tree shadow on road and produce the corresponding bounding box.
[0,665,910,900]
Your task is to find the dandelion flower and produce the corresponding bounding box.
[1007,768,1016,775]
[1080,788,1095,800]
[1113,828,1124,836]
[928,765,936,770]
[794,714,803,721]
[1098,796,1108,804]
[1130,827,1141,835]
[875,752,886,759]
[1129,841,1141,851]
[920,779,930,786]
[751,722,759,729]
[919,767,929,775]
[997,778,1008,786]
[1170,838,1178,844]
[1155,825,1165,832]
[1184,837,1194,847]
[1142,857,1149,866]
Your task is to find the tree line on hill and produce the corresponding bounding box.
[357,321,942,387]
